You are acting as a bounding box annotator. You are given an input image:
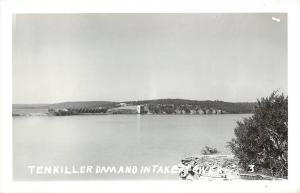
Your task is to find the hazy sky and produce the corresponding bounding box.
[13,13,287,104]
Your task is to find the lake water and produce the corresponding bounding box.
[13,114,250,180]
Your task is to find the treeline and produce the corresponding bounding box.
[126,99,256,114]
[48,107,108,116]
[144,104,222,114]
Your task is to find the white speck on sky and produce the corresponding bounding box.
[272,17,281,22]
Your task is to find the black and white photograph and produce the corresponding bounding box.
[11,13,289,182]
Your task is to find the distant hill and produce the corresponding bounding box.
[12,101,118,116]
[13,101,117,109]
[49,101,118,109]
[13,99,256,115]
[13,104,50,109]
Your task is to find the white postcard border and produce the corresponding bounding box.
[1,0,300,193]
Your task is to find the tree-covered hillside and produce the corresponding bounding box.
[125,99,256,114]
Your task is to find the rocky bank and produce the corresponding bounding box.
[177,155,283,181]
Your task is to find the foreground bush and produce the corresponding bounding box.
[227,91,288,178]
[201,146,220,155]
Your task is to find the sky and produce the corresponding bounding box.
[13,13,287,104]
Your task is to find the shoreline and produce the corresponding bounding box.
[12,113,253,117]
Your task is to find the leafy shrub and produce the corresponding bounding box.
[201,146,220,155]
[227,91,288,178]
